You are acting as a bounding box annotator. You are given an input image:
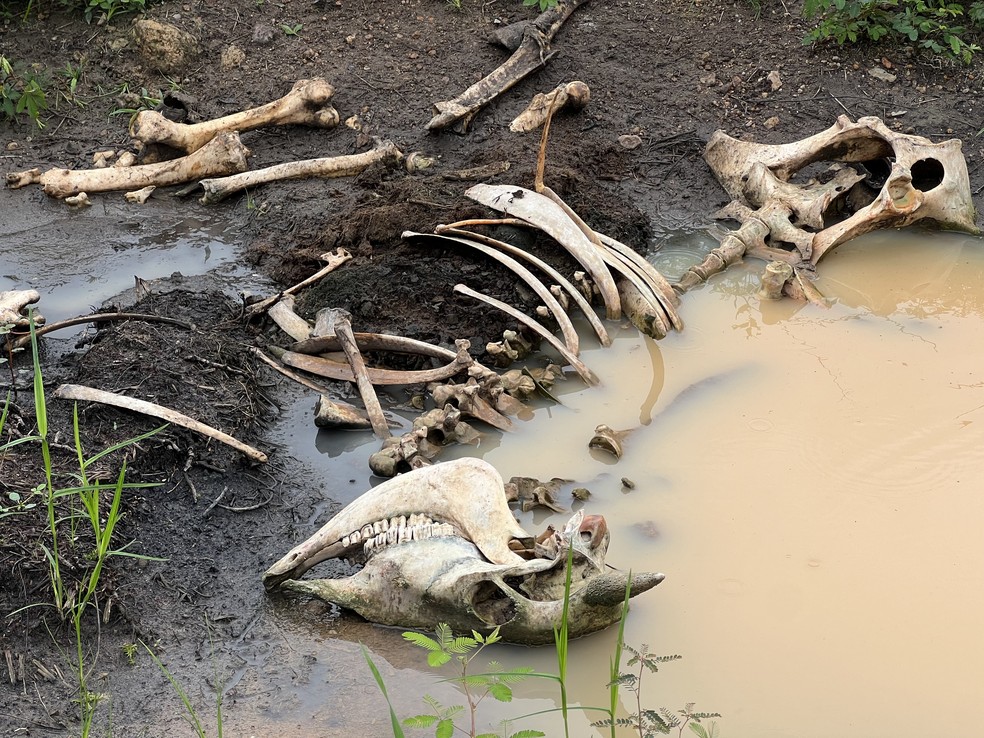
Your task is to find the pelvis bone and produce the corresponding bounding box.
[682,116,980,293]
[264,458,663,645]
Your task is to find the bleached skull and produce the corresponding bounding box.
[264,458,663,645]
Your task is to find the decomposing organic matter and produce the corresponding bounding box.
[265,458,662,645]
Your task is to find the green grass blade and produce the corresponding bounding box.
[141,641,208,738]
[362,643,407,738]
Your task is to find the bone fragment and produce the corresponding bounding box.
[431,379,514,431]
[115,151,137,168]
[199,138,403,204]
[267,295,312,342]
[596,232,682,330]
[314,308,390,439]
[6,168,40,188]
[434,225,610,346]
[758,261,794,300]
[291,332,457,361]
[0,290,42,328]
[124,186,156,204]
[65,192,91,207]
[53,384,267,463]
[246,248,352,316]
[404,230,580,354]
[589,424,631,459]
[454,284,598,385]
[465,184,621,320]
[427,0,591,131]
[129,78,339,153]
[510,81,590,133]
[8,133,249,199]
[314,395,374,430]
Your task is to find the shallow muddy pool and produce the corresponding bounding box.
[262,228,984,738]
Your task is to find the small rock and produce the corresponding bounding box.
[571,487,591,501]
[621,477,635,489]
[767,70,782,91]
[764,115,780,129]
[6,141,19,151]
[252,23,275,45]
[868,67,897,83]
[133,19,200,75]
[618,134,642,150]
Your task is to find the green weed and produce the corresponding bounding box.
[803,0,984,63]
[0,54,49,127]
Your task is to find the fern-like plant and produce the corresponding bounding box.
[593,645,720,737]
[402,624,543,738]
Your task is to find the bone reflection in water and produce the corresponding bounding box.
[266,458,663,645]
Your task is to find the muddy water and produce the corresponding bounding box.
[469,229,984,737]
[0,194,249,322]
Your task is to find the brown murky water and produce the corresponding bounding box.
[235,228,984,738]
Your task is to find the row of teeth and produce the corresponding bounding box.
[338,514,459,556]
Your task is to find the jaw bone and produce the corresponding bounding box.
[264,457,664,645]
[263,457,531,588]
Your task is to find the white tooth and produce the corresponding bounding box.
[418,525,431,539]
[361,524,374,538]
[373,520,385,534]
[350,531,362,544]
[342,535,351,547]
[387,529,398,544]
[397,515,407,529]
[389,516,401,529]
[398,527,409,544]
[408,513,421,527]
[420,515,434,526]
[379,518,389,532]
[363,540,374,556]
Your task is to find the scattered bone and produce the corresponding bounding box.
[246,248,352,316]
[465,184,621,320]
[619,279,668,340]
[589,424,631,459]
[92,150,116,168]
[314,395,374,431]
[405,230,580,354]
[454,283,599,385]
[291,330,457,362]
[267,295,312,342]
[5,168,40,188]
[53,384,268,463]
[129,78,339,153]
[8,132,250,199]
[505,476,568,513]
[404,151,437,174]
[124,185,156,204]
[441,161,512,181]
[427,0,591,132]
[64,192,91,207]
[486,329,535,367]
[313,308,391,439]
[431,378,515,431]
[0,289,42,329]
[758,261,794,300]
[199,138,403,204]
[115,151,137,168]
[596,232,682,330]
[510,81,590,133]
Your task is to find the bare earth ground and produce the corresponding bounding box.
[1,0,983,733]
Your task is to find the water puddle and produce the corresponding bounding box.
[260,228,984,737]
[0,194,253,322]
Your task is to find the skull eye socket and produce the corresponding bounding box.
[911,157,945,192]
[470,580,517,626]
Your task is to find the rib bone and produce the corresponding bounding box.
[129,78,339,153]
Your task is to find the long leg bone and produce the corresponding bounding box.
[436,225,611,346]
[199,138,403,204]
[129,78,339,153]
[8,132,250,199]
[313,308,390,439]
[465,183,621,320]
[427,0,592,132]
[404,230,580,355]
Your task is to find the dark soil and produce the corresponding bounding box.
[1,0,983,733]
